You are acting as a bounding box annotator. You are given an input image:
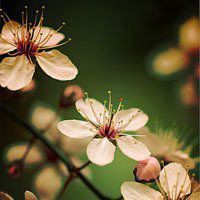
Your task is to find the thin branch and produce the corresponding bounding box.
[21,136,37,161]
[77,160,91,171]
[57,172,75,200]
[0,103,111,200]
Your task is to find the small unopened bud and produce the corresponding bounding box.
[134,157,161,183]
[153,48,189,76]
[179,17,199,54]
[8,160,24,179]
[180,77,198,106]
[59,85,84,109]
[20,80,36,93]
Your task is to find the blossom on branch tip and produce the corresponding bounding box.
[0,6,78,91]
[57,91,151,166]
[59,84,84,109]
[4,103,91,200]
[121,162,198,200]
[134,156,161,183]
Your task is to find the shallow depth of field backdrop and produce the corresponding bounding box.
[0,0,199,199]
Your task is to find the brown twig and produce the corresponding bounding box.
[57,172,75,200]
[0,103,112,200]
[77,160,91,171]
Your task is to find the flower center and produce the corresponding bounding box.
[17,40,38,56]
[99,125,118,139]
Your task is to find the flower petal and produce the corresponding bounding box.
[57,120,96,139]
[76,98,108,125]
[121,181,163,200]
[0,55,35,90]
[0,192,14,200]
[32,26,65,47]
[24,191,38,200]
[0,37,16,55]
[5,143,44,166]
[86,137,116,166]
[1,21,21,43]
[159,163,191,200]
[36,50,78,80]
[114,108,149,132]
[33,165,62,200]
[117,136,151,161]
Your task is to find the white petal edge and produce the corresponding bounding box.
[117,136,151,161]
[114,108,149,132]
[1,21,21,43]
[24,191,38,200]
[76,98,108,125]
[0,37,16,55]
[0,192,14,200]
[57,120,96,139]
[86,137,116,166]
[159,163,191,200]
[0,55,35,91]
[121,181,163,200]
[36,50,78,81]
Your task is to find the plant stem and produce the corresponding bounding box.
[57,173,75,200]
[22,108,61,161]
[77,160,91,171]
[22,136,37,162]
[0,103,111,200]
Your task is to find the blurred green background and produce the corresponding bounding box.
[0,0,198,199]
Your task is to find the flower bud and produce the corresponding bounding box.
[59,85,84,109]
[179,17,199,55]
[134,157,161,182]
[180,77,198,106]
[8,160,24,179]
[152,48,189,76]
